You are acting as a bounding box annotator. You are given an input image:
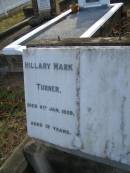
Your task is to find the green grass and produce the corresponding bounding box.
[0,84,26,166]
[0,10,25,32]
[0,86,25,116]
[0,2,33,33]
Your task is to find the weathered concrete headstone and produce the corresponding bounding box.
[23,46,130,171]
[23,48,77,149]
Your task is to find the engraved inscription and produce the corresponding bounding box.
[36,83,61,93]
[24,51,76,144]
[27,102,75,116]
[27,103,37,108]
[53,63,73,71]
[31,122,71,135]
[53,126,71,134]
[24,62,73,71]
[24,62,51,70]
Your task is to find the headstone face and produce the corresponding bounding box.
[37,0,51,13]
[78,0,110,7]
[23,48,79,149]
[23,46,130,170]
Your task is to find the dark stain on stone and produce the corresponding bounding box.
[104,140,109,156]
[120,96,127,148]
[88,107,92,113]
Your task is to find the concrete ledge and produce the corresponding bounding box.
[27,37,130,47]
[0,136,31,173]
[0,136,128,173]
[23,140,129,173]
[0,18,31,40]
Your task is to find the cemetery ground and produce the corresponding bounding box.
[0,73,26,166]
[0,2,32,33]
[0,10,25,33]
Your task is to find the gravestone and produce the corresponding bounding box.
[37,0,51,14]
[23,46,130,171]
